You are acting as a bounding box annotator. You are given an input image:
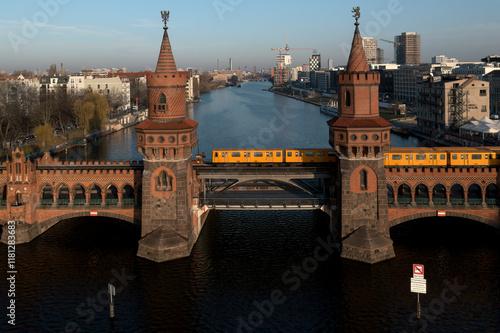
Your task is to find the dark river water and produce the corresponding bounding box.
[1,81,499,332]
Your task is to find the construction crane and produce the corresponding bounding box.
[380,38,400,63]
[271,42,315,86]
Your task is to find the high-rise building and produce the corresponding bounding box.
[395,32,421,65]
[362,37,378,64]
[377,48,384,64]
[229,58,232,71]
[309,53,321,71]
[328,58,333,69]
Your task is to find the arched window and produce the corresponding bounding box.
[360,169,367,190]
[157,93,167,111]
[156,171,173,191]
[345,90,351,107]
[159,93,166,104]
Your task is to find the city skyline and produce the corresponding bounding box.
[1,0,500,74]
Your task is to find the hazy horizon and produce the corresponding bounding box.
[1,0,499,74]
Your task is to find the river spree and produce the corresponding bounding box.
[1,81,499,332]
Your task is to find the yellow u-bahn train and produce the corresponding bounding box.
[211,147,500,167]
[212,148,336,164]
[384,147,500,167]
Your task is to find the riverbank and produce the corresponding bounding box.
[23,111,146,160]
[268,89,322,106]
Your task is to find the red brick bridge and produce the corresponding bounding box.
[0,149,144,244]
[2,12,499,265]
[386,166,500,231]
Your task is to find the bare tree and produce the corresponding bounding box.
[107,88,127,113]
[130,77,147,108]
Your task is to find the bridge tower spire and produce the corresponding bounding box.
[327,7,395,264]
[135,11,203,262]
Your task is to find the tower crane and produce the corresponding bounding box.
[380,38,400,63]
[271,42,315,86]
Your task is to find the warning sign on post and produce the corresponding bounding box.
[413,264,424,277]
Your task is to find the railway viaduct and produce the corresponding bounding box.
[1,12,499,264]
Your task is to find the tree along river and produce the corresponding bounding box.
[0,81,498,332]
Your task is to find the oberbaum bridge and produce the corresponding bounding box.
[1,11,500,264]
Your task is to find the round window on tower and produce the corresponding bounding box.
[361,134,368,141]
[158,136,165,143]
[372,134,380,141]
[168,136,175,143]
[350,134,357,141]
[338,133,344,140]
[147,136,154,143]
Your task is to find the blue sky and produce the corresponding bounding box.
[1,0,499,73]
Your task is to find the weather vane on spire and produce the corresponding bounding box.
[352,6,360,26]
[161,10,170,28]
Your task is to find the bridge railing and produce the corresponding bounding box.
[200,197,326,208]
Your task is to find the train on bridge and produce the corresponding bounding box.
[385,147,500,167]
[210,147,500,167]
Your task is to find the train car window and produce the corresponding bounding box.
[254,152,263,157]
[276,152,281,157]
[485,154,488,159]
[244,152,247,157]
[232,152,240,157]
[328,152,335,156]
[434,154,437,160]
[266,152,269,157]
[429,155,433,160]
[452,154,457,160]
[287,152,292,157]
[440,154,445,160]
[305,152,314,157]
[214,152,218,157]
[460,154,464,159]
[392,155,402,160]
[318,152,324,157]
[416,154,426,160]
[405,155,408,160]
[295,152,299,157]
[465,155,468,159]
[471,154,481,160]
[270,152,273,157]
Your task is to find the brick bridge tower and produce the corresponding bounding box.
[327,9,395,263]
[135,11,202,262]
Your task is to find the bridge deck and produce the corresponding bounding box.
[194,164,332,179]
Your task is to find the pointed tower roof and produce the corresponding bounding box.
[345,24,370,73]
[155,26,177,74]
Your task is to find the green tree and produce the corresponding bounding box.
[34,123,54,148]
[74,93,109,134]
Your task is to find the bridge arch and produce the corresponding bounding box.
[467,183,482,205]
[414,183,429,205]
[486,183,499,205]
[105,184,119,205]
[450,183,465,205]
[35,211,141,237]
[89,184,103,205]
[390,211,500,231]
[212,177,317,197]
[387,184,394,204]
[72,184,86,205]
[397,183,411,204]
[57,184,70,205]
